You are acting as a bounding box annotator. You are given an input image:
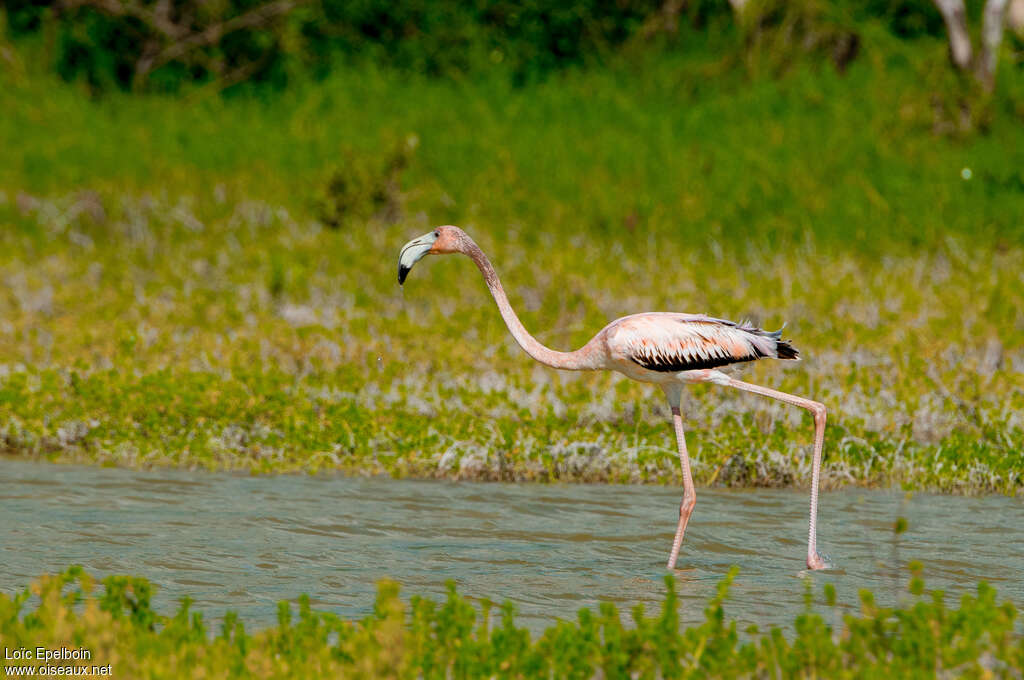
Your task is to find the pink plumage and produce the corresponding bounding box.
[606,313,798,373]
[399,226,829,572]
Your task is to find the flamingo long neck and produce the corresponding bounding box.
[464,242,599,371]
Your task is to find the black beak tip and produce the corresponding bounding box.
[398,265,410,285]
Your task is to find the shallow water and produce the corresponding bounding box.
[1,459,1022,633]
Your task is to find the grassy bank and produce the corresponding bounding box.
[1,32,1022,492]
[1,565,1020,678]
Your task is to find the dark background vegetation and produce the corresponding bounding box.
[1,0,1001,92]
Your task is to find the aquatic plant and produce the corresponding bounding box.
[0,565,1020,678]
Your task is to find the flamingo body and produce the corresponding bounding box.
[398,226,829,571]
[600,312,798,383]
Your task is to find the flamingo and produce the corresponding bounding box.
[398,225,828,571]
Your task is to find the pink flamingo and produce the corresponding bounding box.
[399,226,828,571]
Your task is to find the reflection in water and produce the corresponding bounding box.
[1,459,1022,633]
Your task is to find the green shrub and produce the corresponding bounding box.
[1,565,1021,677]
[316,135,417,228]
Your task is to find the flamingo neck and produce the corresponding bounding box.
[463,241,598,371]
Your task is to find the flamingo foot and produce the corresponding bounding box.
[806,552,827,570]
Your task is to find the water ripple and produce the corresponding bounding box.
[0,459,1021,633]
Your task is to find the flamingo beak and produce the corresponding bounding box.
[398,231,438,285]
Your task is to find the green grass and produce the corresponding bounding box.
[0,28,1022,491]
[1,564,1021,678]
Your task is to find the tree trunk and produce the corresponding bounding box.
[933,0,973,70]
[980,0,1009,89]
[933,0,1010,91]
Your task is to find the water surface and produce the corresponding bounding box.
[1,459,1021,633]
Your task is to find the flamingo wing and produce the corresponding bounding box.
[608,314,798,373]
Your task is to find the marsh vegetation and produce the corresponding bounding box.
[1,45,1022,490]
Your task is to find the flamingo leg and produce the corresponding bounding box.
[725,377,827,570]
[666,405,697,569]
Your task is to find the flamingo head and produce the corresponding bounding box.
[397,225,466,284]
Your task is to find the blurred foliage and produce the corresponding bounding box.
[3,0,669,91]
[317,134,418,229]
[861,0,946,38]
[1,565,1021,677]
[1,0,965,92]
[736,0,862,76]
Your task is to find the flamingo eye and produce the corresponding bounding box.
[433,229,440,238]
